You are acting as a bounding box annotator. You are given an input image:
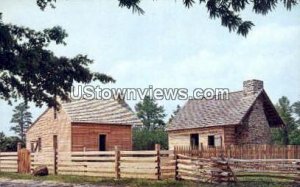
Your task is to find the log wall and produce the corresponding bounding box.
[26,108,72,153]
[168,126,228,149]
[71,123,132,151]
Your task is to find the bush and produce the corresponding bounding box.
[133,128,168,150]
[0,132,22,151]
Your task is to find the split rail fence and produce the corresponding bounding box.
[30,145,176,180]
[0,152,18,172]
[175,144,300,181]
[175,154,236,182]
[1,144,300,182]
[174,144,300,159]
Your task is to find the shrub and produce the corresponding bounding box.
[133,127,168,150]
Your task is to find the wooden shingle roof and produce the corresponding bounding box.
[166,90,283,131]
[62,99,142,126]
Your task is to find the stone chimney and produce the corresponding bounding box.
[243,79,264,96]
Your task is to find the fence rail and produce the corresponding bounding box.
[31,152,55,173]
[174,144,300,159]
[0,152,18,173]
[57,150,116,178]
[228,158,300,173]
[30,145,176,180]
[175,154,236,182]
[2,144,300,183]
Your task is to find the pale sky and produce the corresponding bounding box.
[0,0,300,136]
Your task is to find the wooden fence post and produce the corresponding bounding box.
[115,146,120,179]
[0,150,1,172]
[83,147,87,175]
[199,143,203,158]
[17,142,22,151]
[230,144,233,159]
[263,144,267,159]
[175,154,179,180]
[155,144,161,180]
[287,145,291,159]
[17,142,21,173]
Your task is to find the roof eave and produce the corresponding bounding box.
[166,123,240,132]
[71,121,137,126]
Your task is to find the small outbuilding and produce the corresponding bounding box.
[167,80,284,149]
[26,98,142,153]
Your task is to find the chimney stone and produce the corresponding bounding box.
[243,79,263,96]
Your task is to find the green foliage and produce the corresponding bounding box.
[134,96,168,150]
[271,128,285,145]
[10,102,32,143]
[132,127,168,150]
[135,96,166,130]
[0,132,4,139]
[168,105,181,124]
[292,101,300,124]
[0,132,22,151]
[35,0,298,37]
[36,0,57,10]
[289,129,300,144]
[0,15,115,109]
[271,96,300,145]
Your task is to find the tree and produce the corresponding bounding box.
[289,129,300,144]
[36,0,298,37]
[168,105,181,124]
[292,101,300,124]
[135,96,166,130]
[272,96,298,145]
[10,102,32,143]
[1,0,297,112]
[289,101,300,144]
[0,132,21,151]
[132,127,168,150]
[0,14,115,110]
[0,131,5,140]
[133,96,168,150]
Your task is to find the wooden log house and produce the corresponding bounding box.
[26,98,142,153]
[167,80,285,149]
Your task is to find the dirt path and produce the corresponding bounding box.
[0,178,113,187]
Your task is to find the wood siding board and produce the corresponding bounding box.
[71,123,132,151]
[168,126,228,149]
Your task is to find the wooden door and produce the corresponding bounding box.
[190,134,199,149]
[99,135,106,151]
[18,148,31,173]
[53,135,58,174]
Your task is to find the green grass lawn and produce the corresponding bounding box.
[0,172,299,187]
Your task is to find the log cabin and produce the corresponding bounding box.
[26,98,142,153]
[167,80,284,149]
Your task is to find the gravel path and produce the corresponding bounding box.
[0,178,113,187]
